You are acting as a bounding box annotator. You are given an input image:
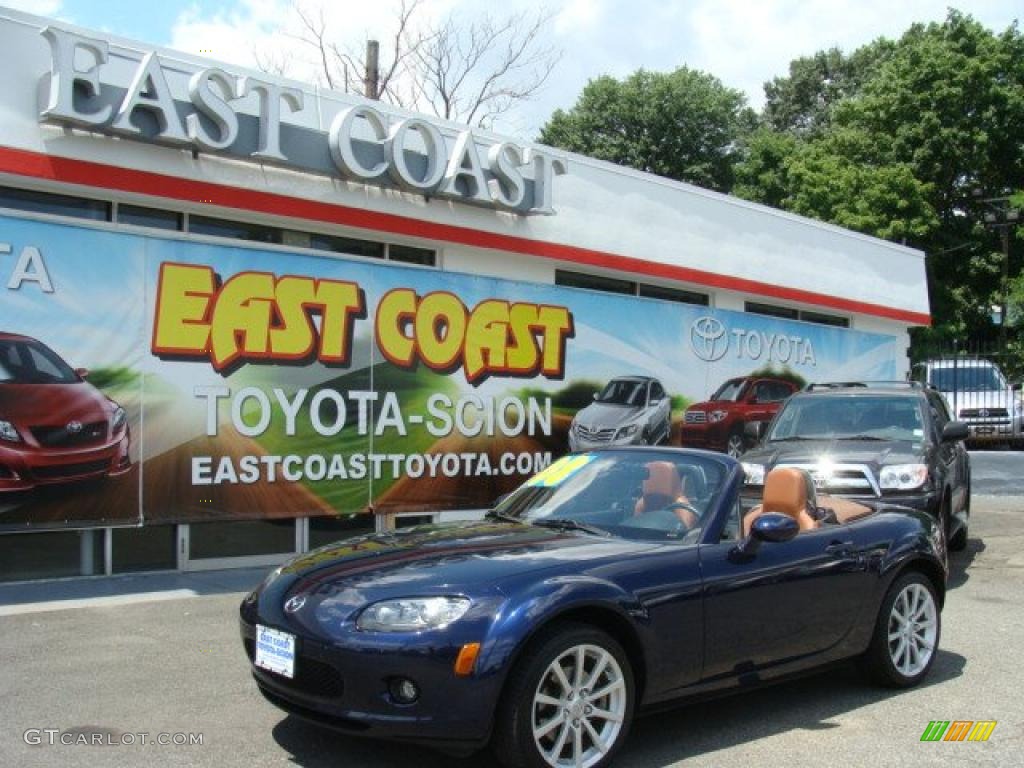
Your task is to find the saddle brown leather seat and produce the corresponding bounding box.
[634,461,697,528]
[743,467,819,536]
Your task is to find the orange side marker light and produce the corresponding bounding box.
[454,642,481,677]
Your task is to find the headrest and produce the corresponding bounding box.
[762,467,808,519]
[643,461,682,500]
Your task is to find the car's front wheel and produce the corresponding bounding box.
[861,571,941,688]
[493,623,635,768]
[726,428,745,458]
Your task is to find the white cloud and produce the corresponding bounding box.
[3,0,63,16]
[164,0,1022,139]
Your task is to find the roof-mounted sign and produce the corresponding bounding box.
[36,26,567,216]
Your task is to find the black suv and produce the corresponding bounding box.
[740,382,972,550]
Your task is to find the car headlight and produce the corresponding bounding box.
[880,464,928,491]
[0,419,20,443]
[741,462,765,485]
[357,597,471,632]
[111,406,127,431]
[617,423,639,439]
[709,410,728,423]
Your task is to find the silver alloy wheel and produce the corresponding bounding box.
[726,433,744,458]
[531,643,627,768]
[887,582,938,678]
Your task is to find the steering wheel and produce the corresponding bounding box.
[661,500,702,529]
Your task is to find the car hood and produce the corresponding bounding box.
[743,439,925,470]
[687,400,728,413]
[575,402,644,429]
[0,381,112,425]
[258,521,655,629]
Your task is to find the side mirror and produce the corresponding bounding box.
[941,421,969,443]
[744,421,768,441]
[649,397,662,406]
[592,392,598,401]
[75,367,89,380]
[732,512,799,559]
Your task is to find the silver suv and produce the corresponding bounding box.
[912,358,1023,447]
[569,376,671,451]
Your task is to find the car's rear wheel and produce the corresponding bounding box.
[493,624,635,768]
[726,428,745,458]
[861,571,940,688]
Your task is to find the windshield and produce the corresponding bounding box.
[711,378,747,402]
[928,365,1006,393]
[0,339,79,384]
[596,379,646,406]
[492,451,728,542]
[769,395,925,442]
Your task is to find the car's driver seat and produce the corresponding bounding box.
[742,467,819,536]
[634,461,698,527]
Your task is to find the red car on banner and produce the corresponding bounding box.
[0,332,131,492]
[680,375,800,457]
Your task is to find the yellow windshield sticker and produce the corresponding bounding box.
[526,454,596,487]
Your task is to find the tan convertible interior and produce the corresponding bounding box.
[743,467,874,536]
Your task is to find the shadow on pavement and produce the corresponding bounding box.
[271,651,966,768]
[947,536,985,591]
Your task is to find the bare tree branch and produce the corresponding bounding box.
[254,1,562,128]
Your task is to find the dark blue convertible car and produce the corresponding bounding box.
[240,448,947,768]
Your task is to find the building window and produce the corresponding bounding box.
[309,233,385,260]
[638,283,710,306]
[189,215,283,244]
[556,269,636,296]
[0,186,110,221]
[112,525,177,573]
[389,244,436,266]
[117,204,183,231]
[799,310,850,328]
[0,530,105,582]
[745,301,849,328]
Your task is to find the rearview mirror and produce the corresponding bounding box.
[941,421,969,443]
[732,512,799,559]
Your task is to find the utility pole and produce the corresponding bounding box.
[365,40,380,100]
[976,194,1021,348]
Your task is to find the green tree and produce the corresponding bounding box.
[539,67,755,192]
[740,11,1024,343]
[762,41,895,136]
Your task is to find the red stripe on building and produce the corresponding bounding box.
[0,145,931,325]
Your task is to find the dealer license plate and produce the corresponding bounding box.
[255,625,295,679]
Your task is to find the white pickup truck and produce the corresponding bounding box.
[912,358,1023,447]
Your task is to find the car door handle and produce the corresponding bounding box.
[825,540,854,556]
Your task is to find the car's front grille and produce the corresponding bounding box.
[684,411,706,424]
[31,459,111,480]
[576,425,616,442]
[778,463,879,496]
[245,638,345,700]
[31,421,107,447]
[959,408,1009,420]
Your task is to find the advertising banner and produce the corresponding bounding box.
[0,213,902,531]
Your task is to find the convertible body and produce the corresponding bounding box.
[241,449,947,767]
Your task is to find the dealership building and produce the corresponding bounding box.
[0,8,930,582]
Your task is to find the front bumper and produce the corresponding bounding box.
[239,606,501,751]
[0,430,131,492]
[568,428,645,452]
[678,423,726,451]
[961,416,1022,442]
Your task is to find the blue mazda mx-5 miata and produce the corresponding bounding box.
[240,448,948,768]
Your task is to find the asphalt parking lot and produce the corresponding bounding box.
[2,451,1022,768]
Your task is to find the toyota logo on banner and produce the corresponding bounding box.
[690,316,729,362]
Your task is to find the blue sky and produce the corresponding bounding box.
[9,1,1021,138]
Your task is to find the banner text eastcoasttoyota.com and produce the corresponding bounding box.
[0,213,902,530]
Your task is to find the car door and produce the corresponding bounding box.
[648,381,669,440]
[699,516,873,681]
